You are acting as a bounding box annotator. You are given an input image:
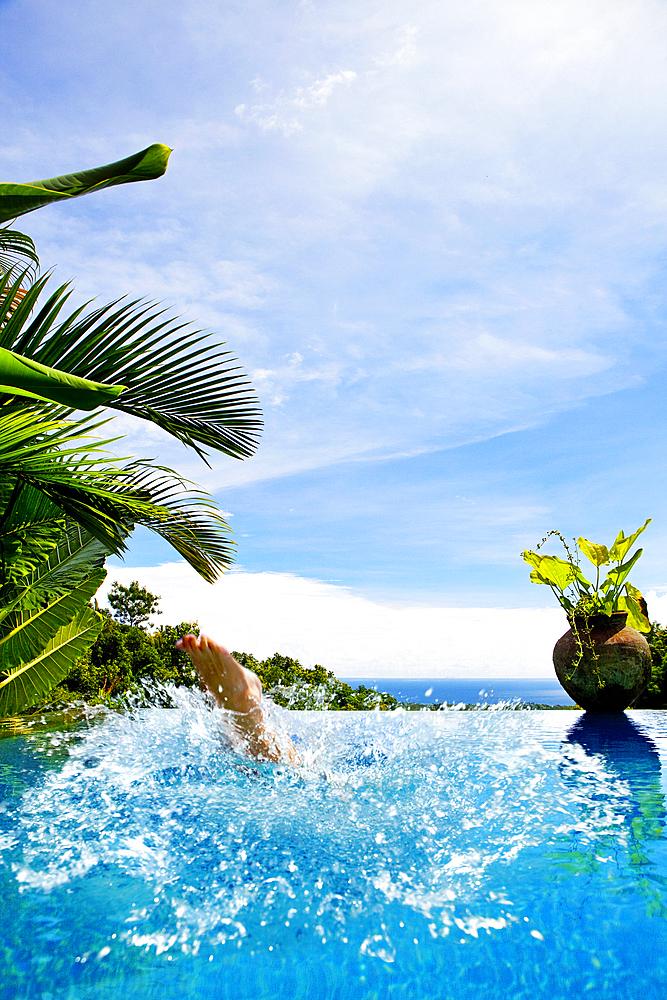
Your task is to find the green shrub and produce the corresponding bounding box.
[22,631,398,714]
[635,622,667,708]
[233,650,398,711]
[23,618,200,711]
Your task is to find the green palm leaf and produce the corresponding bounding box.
[112,461,235,582]
[0,567,105,675]
[0,407,234,581]
[0,144,171,224]
[0,518,109,718]
[0,496,108,610]
[0,229,39,282]
[23,521,108,605]
[0,605,105,716]
[0,275,262,462]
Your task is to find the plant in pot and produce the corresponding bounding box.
[521,520,652,711]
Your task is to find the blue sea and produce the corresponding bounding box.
[342,677,577,706]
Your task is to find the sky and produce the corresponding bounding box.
[2,0,667,675]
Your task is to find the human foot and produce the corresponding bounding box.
[175,635,300,764]
[175,634,262,712]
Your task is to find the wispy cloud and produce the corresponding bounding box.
[432,334,612,377]
[3,0,667,602]
[235,69,358,136]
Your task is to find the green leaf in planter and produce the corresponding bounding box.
[578,537,610,567]
[605,548,643,590]
[609,519,651,563]
[0,144,171,224]
[0,346,125,409]
[0,605,105,716]
[601,591,616,614]
[617,594,651,633]
[524,552,590,591]
[521,550,542,570]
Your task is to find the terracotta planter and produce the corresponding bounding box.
[553,611,651,711]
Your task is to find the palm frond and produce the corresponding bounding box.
[0,229,39,283]
[107,460,235,582]
[0,486,107,603]
[0,144,171,224]
[0,407,235,581]
[25,521,108,604]
[0,276,262,463]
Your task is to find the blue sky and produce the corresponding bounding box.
[2,0,667,668]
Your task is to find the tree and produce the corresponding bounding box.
[58,619,200,707]
[0,145,262,715]
[107,580,161,628]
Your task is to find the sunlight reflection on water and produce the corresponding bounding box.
[1,694,667,999]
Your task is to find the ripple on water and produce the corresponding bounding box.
[1,694,667,999]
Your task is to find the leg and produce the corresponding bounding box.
[175,635,300,765]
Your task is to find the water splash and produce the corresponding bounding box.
[1,698,667,999]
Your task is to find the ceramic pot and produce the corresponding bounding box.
[553,611,651,711]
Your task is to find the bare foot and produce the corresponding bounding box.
[175,635,300,765]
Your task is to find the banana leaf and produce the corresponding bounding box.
[0,605,105,716]
[0,144,171,224]
[0,345,125,409]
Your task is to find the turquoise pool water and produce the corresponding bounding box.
[1,695,666,999]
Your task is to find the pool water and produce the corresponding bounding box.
[1,693,667,999]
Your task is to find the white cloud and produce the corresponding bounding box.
[292,70,358,110]
[212,260,278,309]
[235,69,358,136]
[99,563,566,678]
[372,25,418,68]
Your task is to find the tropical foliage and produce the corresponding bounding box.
[521,521,651,632]
[635,622,667,708]
[0,144,171,224]
[61,618,201,706]
[14,615,401,714]
[0,144,262,715]
[0,522,108,716]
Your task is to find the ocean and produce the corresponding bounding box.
[341,676,577,706]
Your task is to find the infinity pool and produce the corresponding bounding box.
[1,694,666,999]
